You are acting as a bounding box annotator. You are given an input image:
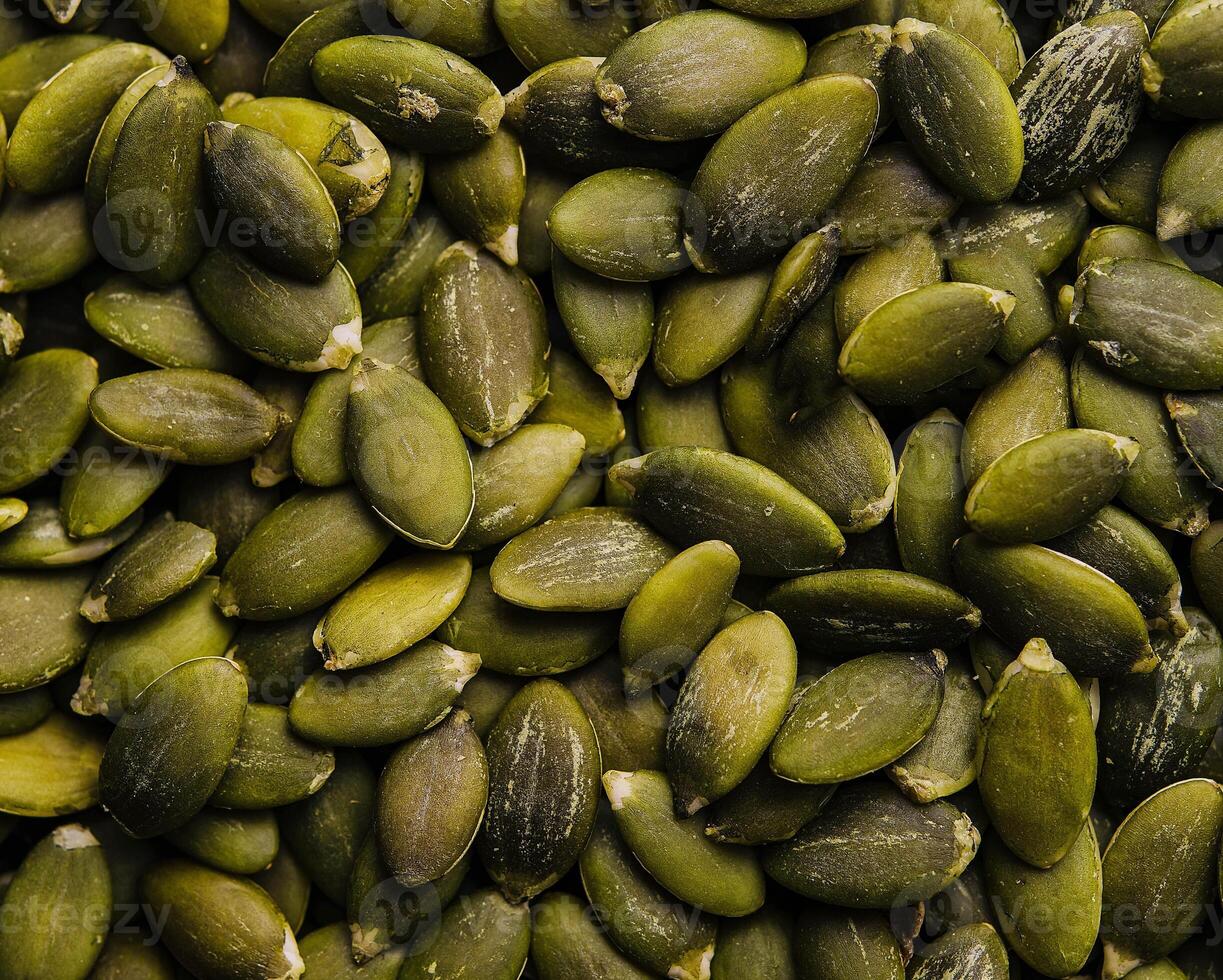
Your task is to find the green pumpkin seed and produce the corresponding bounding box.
[637,368,732,452]
[1101,779,1223,979]
[6,42,168,195]
[341,148,426,286]
[399,886,530,979]
[420,241,549,444]
[1084,123,1172,231]
[977,639,1097,867]
[223,95,391,222]
[316,553,471,670]
[211,701,334,808]
[826,144,957,255]
[72,577,235,718]
[548,167,690,282]
[102,58,219,286]
[1078,225,1186,272]
[684,74,878,274]
[654,267,772,385]
[667,611,796,813]
[1096,609,1223,811]
[895,410,966,586]
[603,768,767,917]
[389,0,500,57]
[938,191,1089,276]
[493,0,635,72]
[428,128,524,265]
[228,614,317,705]
[532,890,653,980]
[965,428,1138,543]
[805,23,894,127]
[888,657,984,803]
[530,348,625,456]
[890,19,1023,203]
[705,756,836,845]
[376,709,487,887]
[762,780,979,908]
[0,34,114,129]
[839,282,1014,405]
[88,932,178,980]
[83,64,166,219]
[611,448,845,577]
[359,202,458,320]
[953,534,1155,676]
[0,349,97,493]
[480,679,601,901]
[0,711,105,817]
[836,230,944,343]
[253,845,311,932]
[438,565,618,675]
[713,905,798,980]
[579,808,716,980]
[177,461,279,563]
[0,686,52,737]
[491,506,675,611]
[98,657,248,838]
[619,540,739,694]
[567,654,666,773]
[289,639,478,747]
[239,0,352,35]
[1191,521,1223,630]
[721,358,897,532]
[1142,0,1223,119]
[218,486,392,619]
[281,748,374,904]
[311,36,503,152]
[299,921,406,980]
[0,824,110,980]
[0,567,94,692]
[949,248,1058,364]
[1048,504,1188,636]
[595,10,806,141]
[263,1,374,98]
[748,225,840,359]
[248,368,307,488]
[1071,349,1212,535]
[90,368,285,465]
[792,905,903,980]
[765,570,979,657]
[162,807,279,875]
[57,429,169,540]
[772,650,945,784]
[982,821,1102,977]
[142,858,303,979]
[908,922,1009,979]
[1166,391,1223,489]
[0,503,139,572]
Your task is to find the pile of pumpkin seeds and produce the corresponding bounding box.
[1,0,1222,976]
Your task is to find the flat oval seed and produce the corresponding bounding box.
[953,534,1155,677]
[938,192,1090,277]
[838,282,1014,405]
[204,121,342,281]
[792,906,903,980]
[748,225,840,358]
[0,686,52,738]
[1096,609,1223,811]
[420,241,549,445]
[84,64,166,219]
[1077,224,1186,272]
[548,167,690,282]
[218,486,392,620]
[438,566,618,675]
[949,248,1058,364]
[610,448,845,577]
[1084,123,1171,231]
[806,22,894,125]
[531,891,653,980]
[162,807,279,875]
[1158,123,1223,240]
[595,9,807,141]
[376,710,487,887]
[490,506,676,612]
[311,36,503,153]
[604,769,766,917]
[890,19,1023,203]
[1191,522,1223,629]
[189,246,362,371]
[89,368,284,465]
[289,639,478,747]
[316,553,471,670]
[983,821,1102,977]
[579,808,716,980]
[909,923,1010,979]
[765,570,980,657]
[0,35,114,130]
[1167,391,1223,489]
[57,428,168,541]
[399,887,531,980]
[762,781,980,908]
[428,128,525,265]
[1011,12,1146,200]
[177,462,278,564]
[530,348,625,456]
[637,369,732,452]
[566,655,666,773]
[965,428,1138,543]
[142,859,303,980]
[98,657,247,838]
[771,651,945,784]
[684,74,878,274]
[666,611,797,814]
[0,824,110,980]
[102,58,219,286]
[340,148,426,286]
[299,921,406,980]
[895,410,967,585]
[480,679,601,902]
[712,905,798,980]
[1101,779,1223,979]
[493,0,635,72]
[223,96,391,222]
[210,702,334,808]
[1142,0,1223,119]
[836,230,944,343]
[346,359,474,547]
[619,540,739,694]
[0,568,94,692]
[387,0,500,57]
[705,756,836,845]
[0,191,97,294]
[0,712,105,817]
[978,639,1097,867]
[82,514,217,623]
